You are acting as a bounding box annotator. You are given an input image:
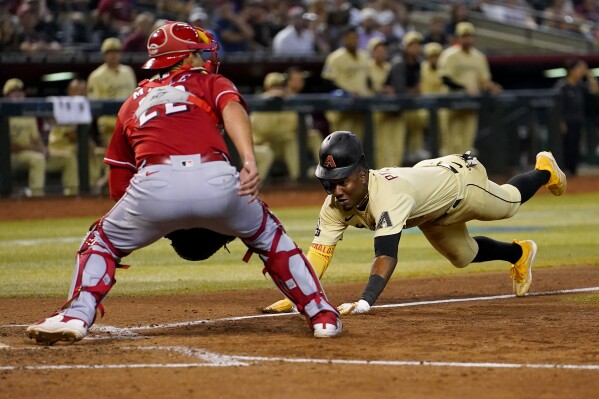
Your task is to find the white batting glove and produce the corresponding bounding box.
[337,299,371,315]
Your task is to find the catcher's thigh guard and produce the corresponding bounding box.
[243,204,337,318]
[62,220,123,326]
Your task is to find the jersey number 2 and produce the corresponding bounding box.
[139,102,188,126]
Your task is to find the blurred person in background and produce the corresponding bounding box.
[4,78,46,197]
[356,7,385,51]
[17,1,62,53]
[87,37,137,193]
[444,2,470,43]
[375,10,402,56]
[285,66,325,170]
[244,0,280,50]
[367,37,407,169]
[420,42,450,157]
[273,5,318,55]
[188,7,224,58]
[61,11,92,49]
[214,0,257,52]
[47,78,103,195]
[554,58,599,176]
[384,31,430,164]
[4,78,78,196]
[122,12,155,52]
[0,14,20,52]
[423,14,449,46]
[438,22,501,156]
[321,26,371,140]
[250,72,300,182]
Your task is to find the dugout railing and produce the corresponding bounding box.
[1,90,597,197]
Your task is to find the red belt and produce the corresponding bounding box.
[142,153,228,166]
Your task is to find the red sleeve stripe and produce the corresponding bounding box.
[215,90,241,108]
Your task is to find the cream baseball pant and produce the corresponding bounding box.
[416,155,522,268]
[11,150,45,196]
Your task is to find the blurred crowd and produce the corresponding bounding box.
[2,0,598,196]
[2,0,599,55]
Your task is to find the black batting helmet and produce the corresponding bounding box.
[315,131,365,180]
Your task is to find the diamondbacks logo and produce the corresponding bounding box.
[376,211,392,230]
[323,155,336,169]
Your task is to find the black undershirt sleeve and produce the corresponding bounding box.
[442,76,466,90]
[374,232,402,259]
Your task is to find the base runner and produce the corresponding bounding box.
[263,130,566,315]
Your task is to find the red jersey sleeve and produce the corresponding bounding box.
[211,75,247,115]
[104,98,137,170]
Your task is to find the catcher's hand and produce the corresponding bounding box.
[337,299,371,315]
[261,298,295,314]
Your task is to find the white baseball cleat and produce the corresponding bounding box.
[27,313,88,345]
[311,310,343,338]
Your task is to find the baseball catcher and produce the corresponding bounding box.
[263,130,567,315]
[28,21,342,345]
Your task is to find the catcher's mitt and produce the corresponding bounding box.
[165,228,235,261]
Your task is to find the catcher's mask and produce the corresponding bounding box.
[315,131,366,194]
[142,21,220,73]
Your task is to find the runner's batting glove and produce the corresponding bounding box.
[337,299,371,315]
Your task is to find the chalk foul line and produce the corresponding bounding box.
[0,345,598,371]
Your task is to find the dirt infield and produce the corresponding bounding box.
[1,177,598,398]
[1,266,598,398]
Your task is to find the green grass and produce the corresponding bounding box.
[1,192,599,298]
[559,294,599,303]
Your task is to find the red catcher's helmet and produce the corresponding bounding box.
[142,21,220,72]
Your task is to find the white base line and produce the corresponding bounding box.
[98,285,599,333]
[3,286,599,333]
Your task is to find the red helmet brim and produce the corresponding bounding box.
[141,52,189,70]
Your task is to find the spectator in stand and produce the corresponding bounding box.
[245,0,279,50]
[273,5,318,55]
[445,2,470,43]
[543,0,583,33]
[250,72,300,182]
[0,14,20,52]
[575,0,599,22]
[326,0,360,49]
[376,10,402,56]
[4,78,79,196]
[188,7,224,58]
[96,0,134,31]
[384,31,430,164]
[122,12,155,52]
[356,7,385,51]
[61,11,92,49]
[321,26,371,139]
[87,37,137,192]
[423,14,449,46]
[91,7,120,45]
[17,1,62,53]
[214,0,257,52]
[555,58,599,176]
[479,0,538,29]
[438,22,501,156]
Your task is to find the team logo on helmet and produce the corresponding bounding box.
[323,155,336,169]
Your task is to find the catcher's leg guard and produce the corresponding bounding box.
[62,220,125,327]
[243,203,338,319]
